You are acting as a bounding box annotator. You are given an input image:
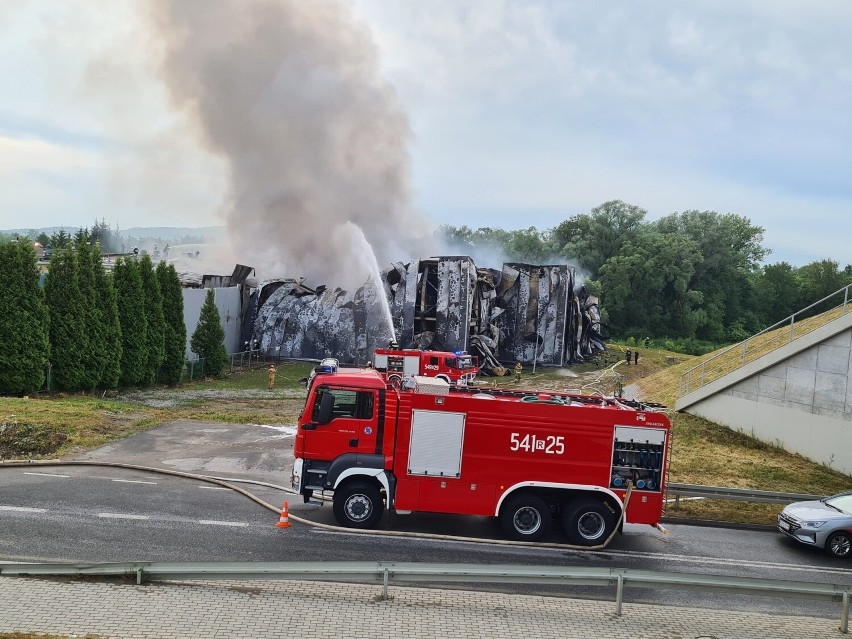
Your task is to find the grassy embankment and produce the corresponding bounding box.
[632,304,852,525]
[0,361,315,460]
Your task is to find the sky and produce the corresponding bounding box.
[1,0,851,270]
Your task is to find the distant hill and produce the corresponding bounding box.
[120,226,227,242]
[3,226,227,243]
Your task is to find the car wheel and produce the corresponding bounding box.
[499,493,551,542]
[562,498,616,546]
[825,531,851,558]
[332,481,384,529]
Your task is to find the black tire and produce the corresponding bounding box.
[332,480,384,529]
[562,498,616,546]
[499,493,551,541]
[825,531,852,558]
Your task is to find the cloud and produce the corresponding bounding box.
[2,0,851,271]
[353,1,852,264]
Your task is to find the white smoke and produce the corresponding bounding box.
[143,0,434,288]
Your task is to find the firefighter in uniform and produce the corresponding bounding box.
[267,365,277,389]
[514,361,523,383]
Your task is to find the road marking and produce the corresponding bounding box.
[313,531,852,577]
[199,486,231,491]
[97,513,150,520]
[198,520,249,527]
[111,479,158,485]
[0,506,47,513]
[23,472,70,478]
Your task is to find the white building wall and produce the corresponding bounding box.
[182,287,242,359]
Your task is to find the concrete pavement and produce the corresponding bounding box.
[0,575,840,638]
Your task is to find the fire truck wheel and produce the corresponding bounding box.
[500,493,551,542]
[333,481,384,529]
[562,498,616,546]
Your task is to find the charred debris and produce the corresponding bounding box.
[241,257,604,375]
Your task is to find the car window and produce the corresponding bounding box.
[826,493,852,513]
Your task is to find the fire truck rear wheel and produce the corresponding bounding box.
[562,498,616,546]
[500,494,551,542]
[333,480,384,529]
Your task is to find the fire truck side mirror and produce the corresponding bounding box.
[314,390,336,425]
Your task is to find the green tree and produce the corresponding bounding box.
[654,211,767,342]
[95,258,122,388]
[599,229,703,338]
[750,262,800,327]
[73,237,106,390]
[113,257,149,386]
[437,225,555,265]
[44,248,88,391]
[561,200,647,277]
[139,255,166,384]
[190,289,228,377]
[157,261,186,385]
[796,259,849,314]
[89,218,121,253]
[0,238,50,395]
[50,229,71,249]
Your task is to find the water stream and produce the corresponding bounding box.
[344,221,396,343]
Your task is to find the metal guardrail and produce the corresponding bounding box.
[0,561,848,632]
[679,283,851,398]
[667,483,825,506]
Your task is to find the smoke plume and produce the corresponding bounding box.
[144,0,433,288]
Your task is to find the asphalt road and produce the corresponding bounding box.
[1,420,850,619]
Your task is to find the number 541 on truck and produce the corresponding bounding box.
[292,363,670,545]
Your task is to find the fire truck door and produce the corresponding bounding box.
[302,388,379,459]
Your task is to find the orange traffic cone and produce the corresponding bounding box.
[275,501,291,528]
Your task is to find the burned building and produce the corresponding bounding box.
[246,256,605,373]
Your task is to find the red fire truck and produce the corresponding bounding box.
[292,365,671,544]
[373,348,479,385]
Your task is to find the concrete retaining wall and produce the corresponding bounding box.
[680,313,852,476]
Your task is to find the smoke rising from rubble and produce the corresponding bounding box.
[144,0,433,289]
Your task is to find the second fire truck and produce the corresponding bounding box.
[373,348,479,385]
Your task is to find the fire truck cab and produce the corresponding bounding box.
[292,363,671,545]
[373,348,479,385]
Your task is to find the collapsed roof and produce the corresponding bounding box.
[245,257,604,373]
